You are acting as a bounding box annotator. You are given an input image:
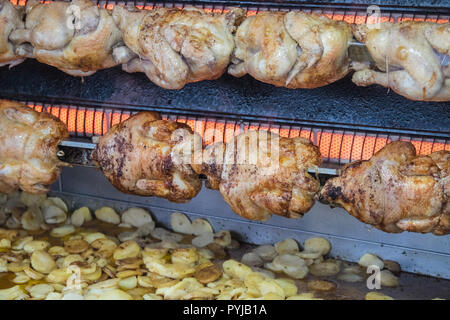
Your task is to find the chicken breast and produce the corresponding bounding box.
[0,100,69,194]
[9,0,125,76]
[352,22,450,101]
[228,11,351,88]
[92,112,202,203]
[0,0,25,68]
[112,5,244,89]
[319,141,450,235]
[192,131,322,221]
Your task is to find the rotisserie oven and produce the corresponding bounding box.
[0,0,449,301]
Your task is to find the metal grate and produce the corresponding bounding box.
[8,0,450,23]
[25,101,450,167]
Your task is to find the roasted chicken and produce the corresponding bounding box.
[320,141,450,235]
[93,112,202,202]
[9,0,125,76]
[191,131,322,221]
[0,0,25,68]
[0,100,69,194]
[228,11,352,89]
[112,5,244,89]
[352,22,450,101]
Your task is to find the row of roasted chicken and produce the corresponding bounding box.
[0,100,449,236]
[0,0,449,101]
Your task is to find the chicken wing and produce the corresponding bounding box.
[0,100,69,194]
[9,0,125,76]
[191,131,321,221]
[92,112,202,202]
[319,141,450,235]
[351,22,450,101]
[0,0,25,68]
[112,5,244,89]
[228,11,351,89]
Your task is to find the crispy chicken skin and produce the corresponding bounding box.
[0,100,69,194]
[319,141,450,235]
[352,22,450,101]
[192,131,321,221]
[228,11,351,89]
[112,5,244,89]
[93,112,202,203]
[0,0,25,68]
[9,0,125,76]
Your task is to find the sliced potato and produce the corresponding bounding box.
[0,285,28,300]
[71,207,92,227]
[95,207,120,225]
[170,212,193,235]
[64,239,90,254]
[241,252,263,267]
[308,280,337,291]
[380,269,399,287]
[30,250,55,274]
[365,292,394,300]
[214,230,232,247]
[28,284,54,300]
[23,240,50,253]
[171,248,199,266]
[192,232,214,248]
[296,251,322,259]
[122,208,153,228]
[12,272,31,284]
[359,253,384,269]
[286,293,319,300]
[119,276,138,290]
[309,260,341,277]
[223,260,253,281]
[195,265,222,284]
[21,207,43,231]
[113,241,141,260]
[253,245,277,262]
[50,225,75,238]
[304,237,331,255]
[191,219,213,235]
[42,205,67,224]
[274,278,297,297]
[272,254,308,279]
[83,232,107,244]
[275,238,299,254]
[44,197,68,212]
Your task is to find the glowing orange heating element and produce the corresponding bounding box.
[8,1,450,24]
[28,104,450,162]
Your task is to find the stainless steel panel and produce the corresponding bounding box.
[52,165,450,279]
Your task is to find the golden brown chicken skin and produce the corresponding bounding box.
[319,141,450,235]
[112,5,244,89]
[229,11,351,89]
[192,131,322,221]
[93,112,202,203]
[0,0,25,67]
[0,100,69,194]
[9,0,125,76]
[352,22,450,101]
